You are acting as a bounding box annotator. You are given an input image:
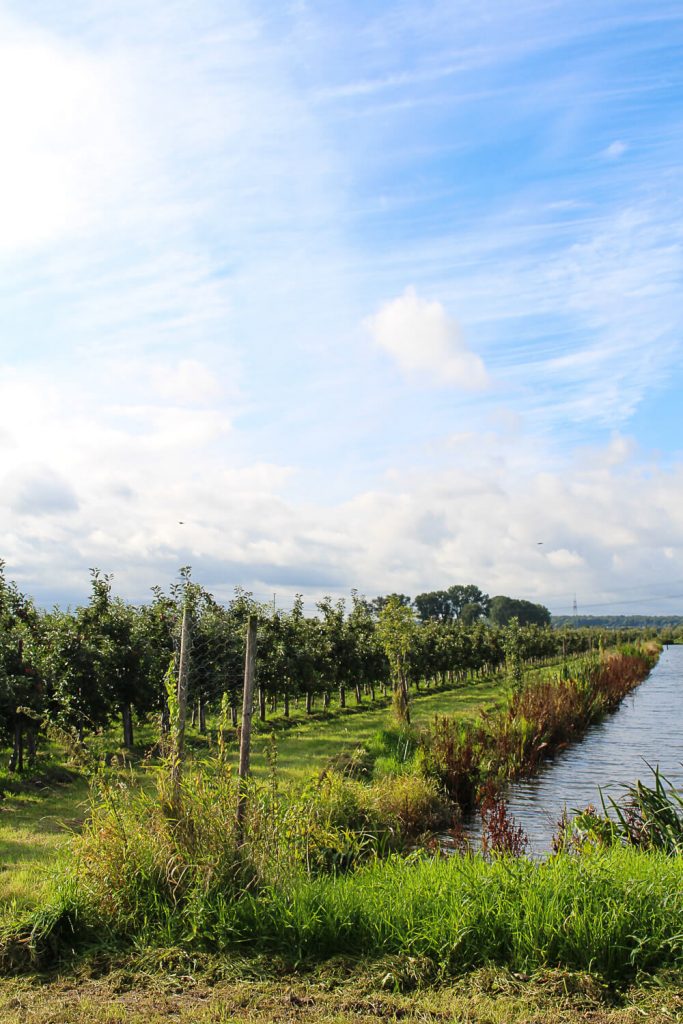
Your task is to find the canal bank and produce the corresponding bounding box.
[478,644,683,853]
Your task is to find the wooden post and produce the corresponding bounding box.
[236,615,258,834]
[176,604,190,759]
[122,702,134,749]
[170,604,191,801]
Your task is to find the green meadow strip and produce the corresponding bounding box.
[11,847,683,987]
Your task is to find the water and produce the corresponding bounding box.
[468,645,683,855]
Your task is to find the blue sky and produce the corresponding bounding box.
[0,0,682,614]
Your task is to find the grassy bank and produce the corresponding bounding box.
[7,846,683,988]
[422,648,657,811]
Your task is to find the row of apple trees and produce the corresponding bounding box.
[0,563,619,770]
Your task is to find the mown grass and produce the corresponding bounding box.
[0,962,682,1023]
[248,668,510,782]
[2,962,683,1023]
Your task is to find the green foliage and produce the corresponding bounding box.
[502,617,524,694]
[376,597,416,724]
[567,767,683,854]
[490,595,551,628]
[414,584,490,624]
[0,563,645,776]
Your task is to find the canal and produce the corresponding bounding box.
[472,644,683,855]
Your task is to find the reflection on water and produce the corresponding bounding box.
[467,645,683,855]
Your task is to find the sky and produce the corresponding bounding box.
[0,0,682,616]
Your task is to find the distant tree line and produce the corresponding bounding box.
[376,585,551,628]
[552,615,683,630]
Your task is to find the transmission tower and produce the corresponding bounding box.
[572,594,578,624]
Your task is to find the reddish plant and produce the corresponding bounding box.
[480,786,528,858]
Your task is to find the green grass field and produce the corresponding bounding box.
[0,768,89,923]
[249,670,509,781]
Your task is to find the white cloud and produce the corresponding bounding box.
[546,548,584,569]
[602,140,628,160]
[365,287,489,389]
[0,13,143,254]
[2,369,681,618]
[150,360,222,405]
[2,466,79,516]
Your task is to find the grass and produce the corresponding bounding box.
[0,963,682,1023]
[0,666,506,921]
[248,669,509,782]
[0,762,89,923]
[0,646,679,1019]
[7,841,683,988]
[0,651,662,982]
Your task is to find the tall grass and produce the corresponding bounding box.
[12,844,683,986]
[1,644,669,987]
[14,759,450,947]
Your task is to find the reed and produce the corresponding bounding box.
[566,766,683,854]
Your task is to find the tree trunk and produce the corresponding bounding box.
[198,698,207,735]
[393,673,411,726]
[26,726,37,768]
[323,690,330,709]
[354,683,362,705]
[338,684,346,709]
[160,686,170,736]
[122,702,134,750]
[258,686,266,722]
[283,691,290,718]
[9,719,23,773]
[230,703,237,727]
[305,691,313,715]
